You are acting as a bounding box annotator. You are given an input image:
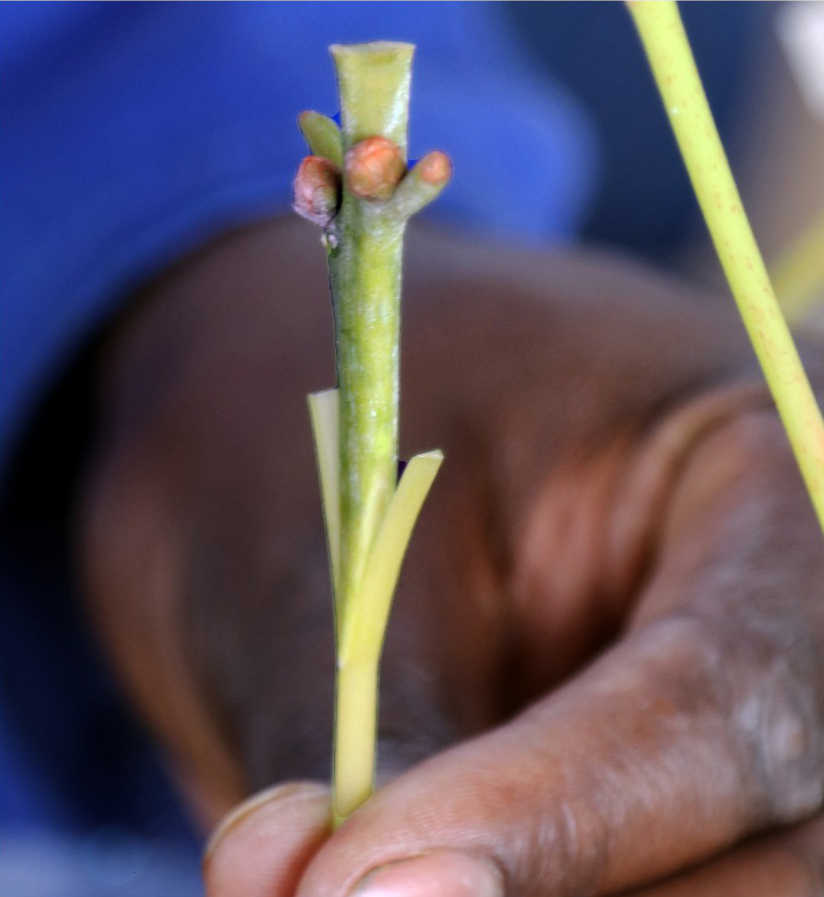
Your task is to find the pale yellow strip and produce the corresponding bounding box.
[308,389,341,601]
[339,450,443,665]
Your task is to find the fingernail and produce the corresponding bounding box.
[204,781,328,863]
[351,852,503,897]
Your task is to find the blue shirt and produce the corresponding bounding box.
[1,1,597,463]
[0,4,597,894]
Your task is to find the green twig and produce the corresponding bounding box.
[295,41,451,825]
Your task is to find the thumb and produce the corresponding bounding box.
[203,782,331,897]
[292,623,786,897]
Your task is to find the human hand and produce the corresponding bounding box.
[79,218,823,895]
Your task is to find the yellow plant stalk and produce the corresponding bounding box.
[628,0,824,533]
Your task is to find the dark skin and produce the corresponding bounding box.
[77,217,823,896]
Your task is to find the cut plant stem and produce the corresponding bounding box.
[628,0,824,533]
[298,41,451,827]
[332,215,405,622]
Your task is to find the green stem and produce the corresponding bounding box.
[329,42,413,826]
[300,41,449,828]
[329,42,414,627]
[330,209,405,624]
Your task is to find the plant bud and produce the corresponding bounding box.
[293,155,342,227]
[417,150,452,186]
[345,136,406,201]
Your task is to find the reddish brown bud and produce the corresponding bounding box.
[345,136,406,201]
[293,155,342,227]
[417,150,452,185]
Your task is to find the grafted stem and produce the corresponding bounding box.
[297,41,450,826]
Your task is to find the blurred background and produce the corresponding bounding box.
[1,3,821,895]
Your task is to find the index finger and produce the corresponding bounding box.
[204,782,331,897]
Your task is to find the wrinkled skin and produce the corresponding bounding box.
[78,218,823,896]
